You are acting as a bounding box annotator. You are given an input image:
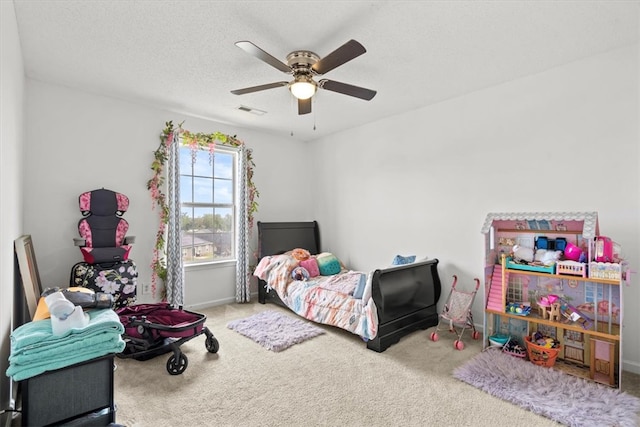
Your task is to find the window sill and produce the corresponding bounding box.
[184,259,237,271]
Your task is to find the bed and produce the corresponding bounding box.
[254,221,442,352]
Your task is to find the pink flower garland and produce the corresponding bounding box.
[147,121,259,299]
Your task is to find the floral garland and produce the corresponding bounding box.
[146,120,259,297]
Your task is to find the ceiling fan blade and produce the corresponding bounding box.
[319,79,377,101]
[235,41,292,73]
[312,39,367,75]
[231,81,288,95]
[298,98,312,115]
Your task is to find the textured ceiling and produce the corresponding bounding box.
[12,1,639,142]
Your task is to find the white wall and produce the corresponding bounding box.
[0,0,25,418]
[24,80,313,309]
[17,34,640,376]
[309,45,640,373]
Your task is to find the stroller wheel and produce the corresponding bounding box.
[205,336,220,353]
[454,340,465,351]
[430,332,439,342]
[166,352,189,375]
[472,330,480,340]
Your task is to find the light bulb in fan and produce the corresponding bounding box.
[290,77,317,100]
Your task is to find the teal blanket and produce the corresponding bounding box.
[6,309,125,381]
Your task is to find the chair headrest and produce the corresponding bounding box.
[79,188,129,217]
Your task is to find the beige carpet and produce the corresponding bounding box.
[113,302,640,427]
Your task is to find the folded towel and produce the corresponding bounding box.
[6,334,124,381]
[10,308,123,353]
[6,309,125,381]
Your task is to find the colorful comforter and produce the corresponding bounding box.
[254,253,378,340]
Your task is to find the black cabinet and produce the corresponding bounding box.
[20,355,115,426]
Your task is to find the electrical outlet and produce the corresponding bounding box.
[141,282,150,295]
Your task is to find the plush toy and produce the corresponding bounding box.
[534,249,562,266]
[299,258,320,277]
[291,248,311,261]
[513,245,534,262]
[291,266,310,281]
[541,338,555,348]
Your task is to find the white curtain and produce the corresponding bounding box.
[235,146,250,302]
[165,131,184,306]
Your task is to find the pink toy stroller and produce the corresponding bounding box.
[429,275,480,350]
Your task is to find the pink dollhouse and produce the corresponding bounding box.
[481,211,626,387]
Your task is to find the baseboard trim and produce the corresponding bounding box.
[185,301,640,374]
[622,359,640,375]
[185,292,259,311]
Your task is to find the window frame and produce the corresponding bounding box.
[179,144,239,266]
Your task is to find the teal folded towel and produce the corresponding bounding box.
[6,309,125,381]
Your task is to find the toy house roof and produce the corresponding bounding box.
[480,212,599,239]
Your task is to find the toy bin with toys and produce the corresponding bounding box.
[525,333,561,367]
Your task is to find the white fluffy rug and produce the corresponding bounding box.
[227,310,325,352]
[453,349,640,427]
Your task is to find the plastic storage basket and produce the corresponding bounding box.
[525,336,561,367]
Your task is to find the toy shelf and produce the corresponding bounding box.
[485,309,621,341]
[497,228,583,235]
[504,267,620,286]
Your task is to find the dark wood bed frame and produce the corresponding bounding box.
[256,221,442,352]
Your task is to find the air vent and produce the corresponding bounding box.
[237,105,266,116]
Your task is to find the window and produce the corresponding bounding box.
[585,283,604,304]
[506,276,525,304]
[179,145,237,264]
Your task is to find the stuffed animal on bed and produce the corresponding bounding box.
[316,252,342,276]
[534,249,562,266]
[299,258,320,277]
[291,266,310,281]
[512,245,534,262]
[291,248,311,261]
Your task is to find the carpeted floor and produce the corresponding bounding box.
[227,310,325,351]
[454,349,640,427]
[113,302,640,427]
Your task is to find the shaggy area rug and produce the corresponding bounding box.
[454,349,640,427]
[227,310,325,352]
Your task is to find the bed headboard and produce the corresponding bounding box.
[257,221,320,258]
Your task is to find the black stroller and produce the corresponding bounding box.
[70,188,219,375]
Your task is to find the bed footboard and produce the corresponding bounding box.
[367,259,441,352]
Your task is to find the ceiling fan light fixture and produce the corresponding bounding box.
[233,40,375,115]
[289,77,317,100]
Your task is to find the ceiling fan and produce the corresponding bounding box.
[231,39,377,115]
